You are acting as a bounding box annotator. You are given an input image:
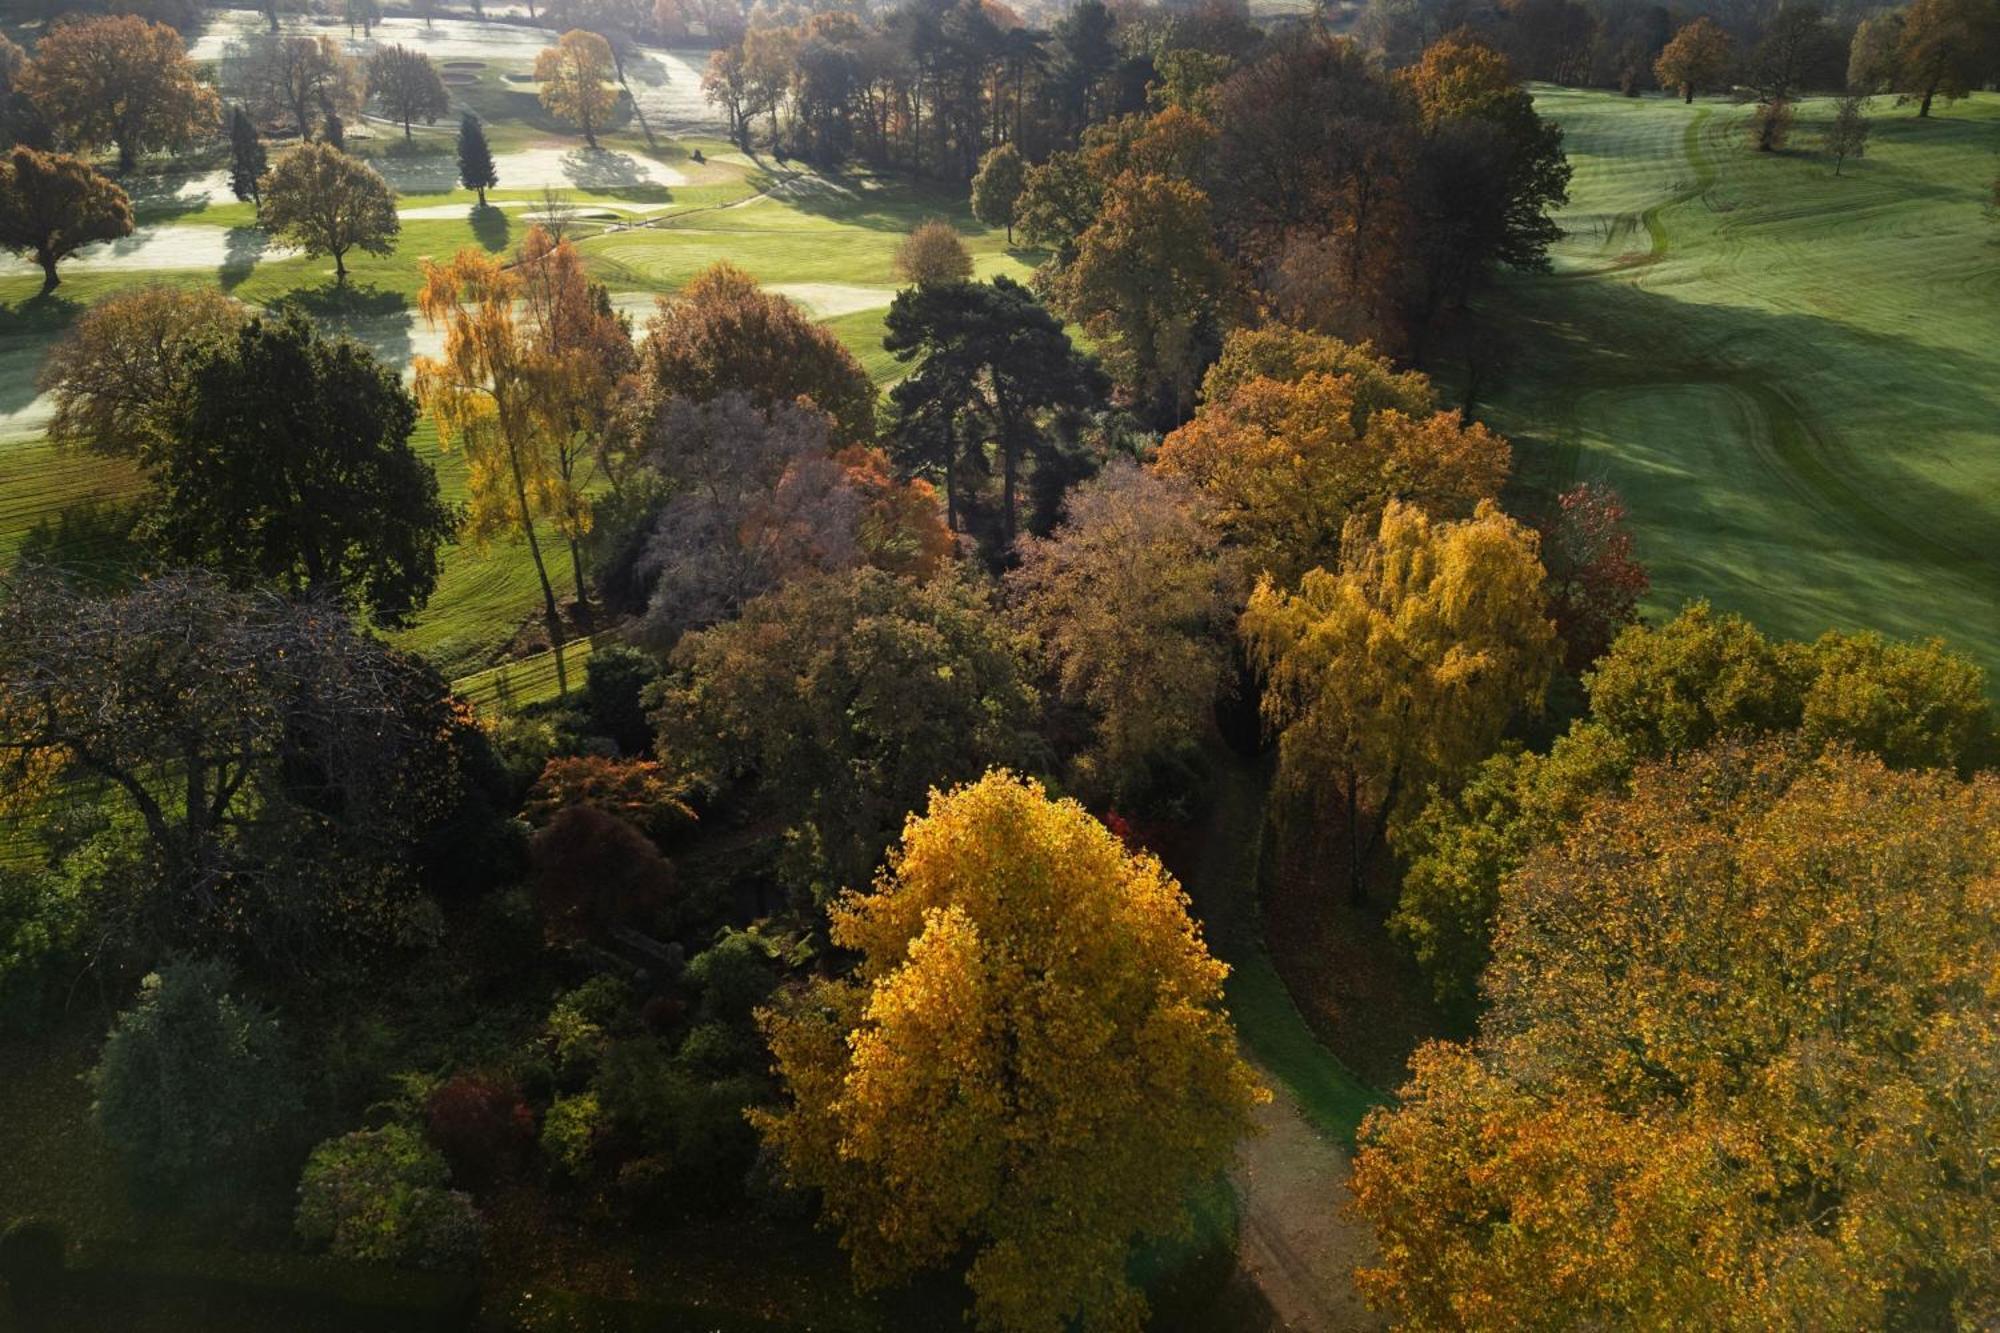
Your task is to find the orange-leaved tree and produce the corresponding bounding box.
[1352,740,2000,1328]
[754,770,1266,1333]
[19,15,218,173]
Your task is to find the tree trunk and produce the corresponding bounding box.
[477,185,487,205]
[1683,84,1693,104]
[1919,83,1936,118]
[333,247,347,282]
[567,533,590,614]
[117,138,136,173]
[404,115,413,140]
[38,252,59,295]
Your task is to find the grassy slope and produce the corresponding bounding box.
[0,33,1034,685]
[1485,89,2000,674]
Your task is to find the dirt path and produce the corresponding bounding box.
[1176,753,1386,1331]
[1225,1074,1386,1331]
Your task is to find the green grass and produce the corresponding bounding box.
[1485,89,2000,676]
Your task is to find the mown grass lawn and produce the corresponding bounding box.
[1486,89,2000,676]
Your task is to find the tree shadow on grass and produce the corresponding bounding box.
[470,203,511,253]
[218,225,269,292]
[18,497,151,590]
[0,295,82,416]
[265,281,413,368]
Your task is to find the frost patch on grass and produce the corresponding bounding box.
[766,283,896,318]
[0,226,296,278]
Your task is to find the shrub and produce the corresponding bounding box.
[524,756,694,847]
[91,958,301,1209]
[295,1126,482,1269]
[424,1073,533,1187]
[683,929,778,1026]
[593,1039,762,1212]
[528,805,677,943]
[544,975,636,1083]
[540,1091,602,1181]
[582,646,661,757]
[893,218,975,286]
[0,864,91,1035]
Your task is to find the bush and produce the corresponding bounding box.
[296,1126,483,1269]
[0,864,92,1036]
[683,929,777,1026]
[593,1039,762,1213]
[92,958,301,1210]
[528,806,677,943]
[582,646,662,757]
[525,756,694,848]
[424,1073,533,1187]
[544,975,636,1084]
[540,1092,603,1181]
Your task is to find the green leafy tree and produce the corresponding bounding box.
[457,112,497,205]
[259,141,399,283]
[227,106,265,206]
[0,147,133,293]
[654,567,1041,900]
[92,958,301,1208]
[883,275,1106,544]
[970,142,1026,243]
[154,312,457,625]
[296,1125,482,1267]
[1822,93,1869,174]
[366,45,450,140]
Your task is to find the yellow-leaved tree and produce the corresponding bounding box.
[1240,498,1554,903]
[414,247,565,642]
[754,770,1267,1333]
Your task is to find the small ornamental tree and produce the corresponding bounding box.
[970,142,1026,242]
[892,218,974,287]
[259,141,399,283]
[0,148,133,294]
[1823,93,1870,175]
[367,45,450,140]
[529,804,677,943]
[525,755,695,845]
[457,112,498,205]
[536,30,618,149]
[755,771,1266,1332]
[296,1126,483,1268]
[425,1073,534,1186]
[18,15,218,173]
[1532,481,1648,671]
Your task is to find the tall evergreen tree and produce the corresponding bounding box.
[457,112,497,206]
[227,105,265,207]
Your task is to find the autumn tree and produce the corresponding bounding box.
[893,218,974,286]
[457,112,497,205]
[1240,499,1555,903]
[0,147,133,294]
[755,771,1266,1332]
[19,15,217,173]
[1007,463,1243,803]
[227,106,265,206]
[883,275,1106,546]
[1053,169,1227,424]
[1354,741,2000,1329]
[1847,12,1903,92]
[0,571,458,962]
[415,247,567,637]
[227,34,362,143]
[1393,603,1995,1005]
[515,223,639,608]
[537,30,618,149]
[152,312,457,625]
[1822,93,1870,173]
[641,261,876,441]
[367,45,450,140]
[970,142,1025,242]
[259,142,399,283]
[1531,481,1648,671]
[38,285,246,461]
[654,568,1040,899]
[1891,0,2000,116]
[1652,16,1731,103]
[1154,326,1508,587]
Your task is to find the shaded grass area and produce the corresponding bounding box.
[1483,89,2000,676]
[1179,753,1381,1146]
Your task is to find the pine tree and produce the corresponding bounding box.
[228,106,266,208]
[457,113,497,207]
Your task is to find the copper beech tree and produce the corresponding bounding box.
[755,771,1266,1333]
[1353,741,2000,1329]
